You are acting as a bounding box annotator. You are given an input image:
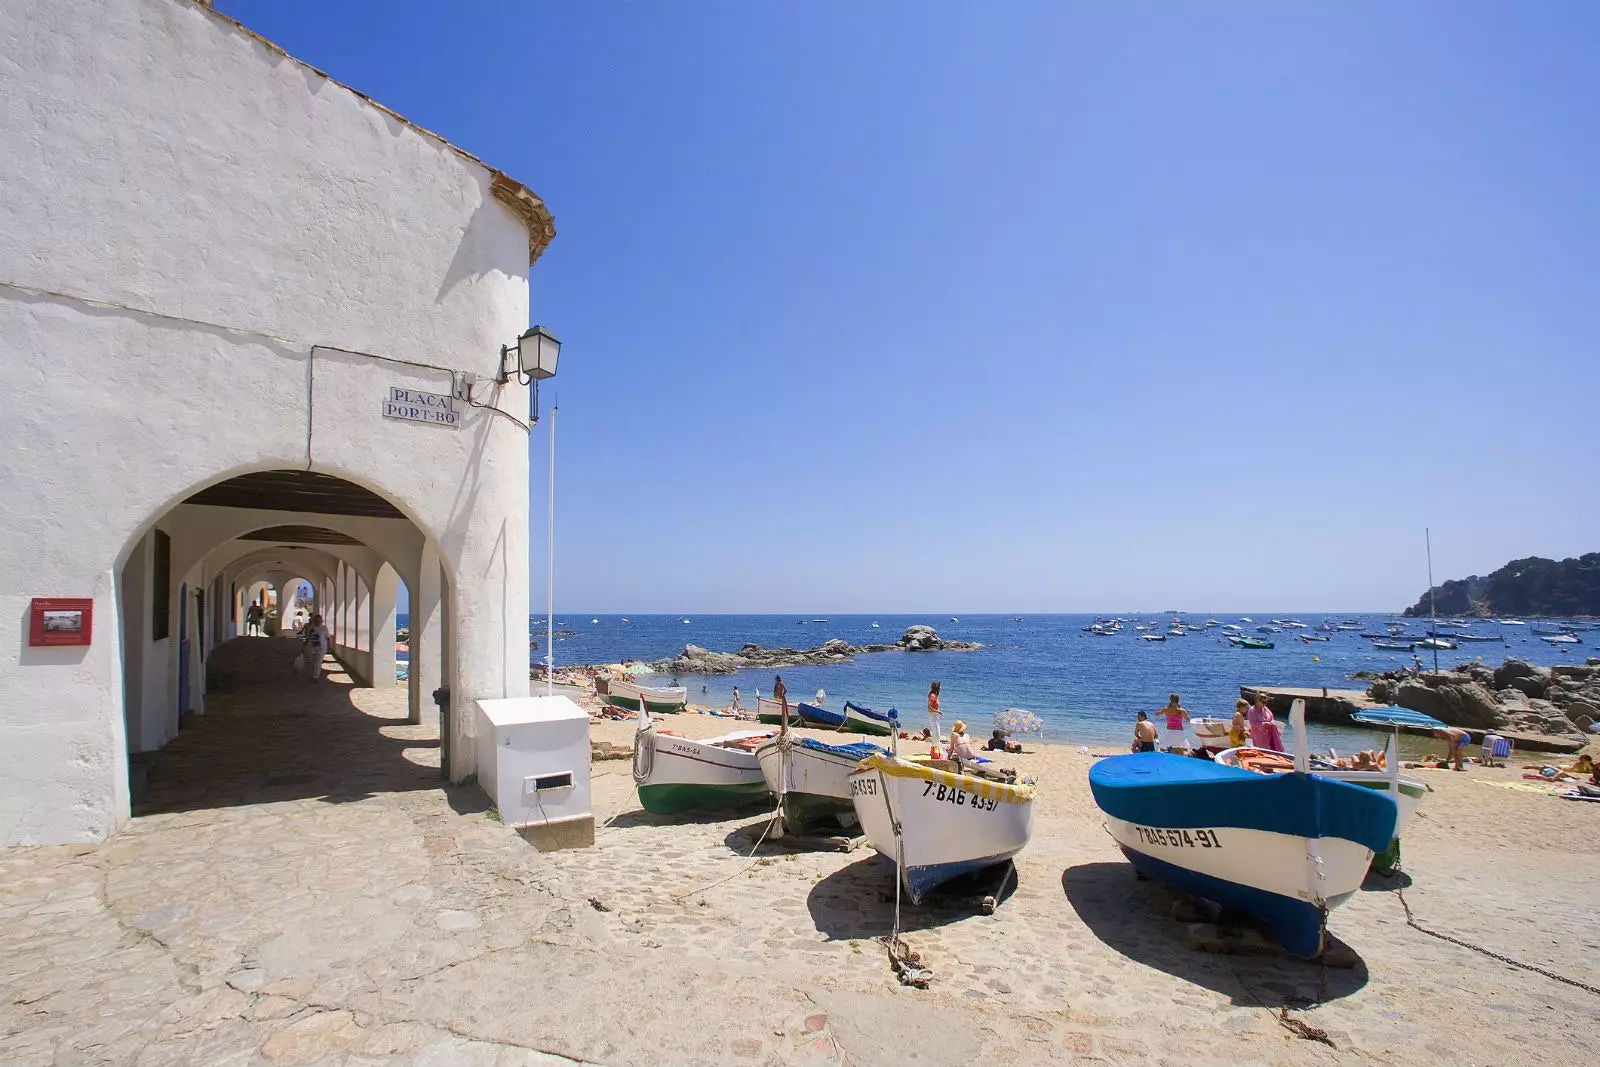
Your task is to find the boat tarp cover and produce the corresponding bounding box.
[1350,706,1448,730]
[1089,753,1396,854]
[843,701,898,724]
[798,738,887,761]
[796,702,845,727]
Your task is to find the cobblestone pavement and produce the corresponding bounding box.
[2,639,1594,1066]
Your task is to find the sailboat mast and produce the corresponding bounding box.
[1426,527,1438,674]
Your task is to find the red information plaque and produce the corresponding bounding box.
[29,598,93,647]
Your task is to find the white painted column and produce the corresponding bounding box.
[370,563,399,690]
[410,542,444,728]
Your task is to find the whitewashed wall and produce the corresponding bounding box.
[0,0,538,844]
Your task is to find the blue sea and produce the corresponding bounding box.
[482,613,1589,750]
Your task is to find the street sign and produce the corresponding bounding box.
[382,386,459,428]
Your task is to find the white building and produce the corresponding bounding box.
[0,0,557,845]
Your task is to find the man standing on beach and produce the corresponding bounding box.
[772,675,787,717]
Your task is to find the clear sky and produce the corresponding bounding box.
[222,1,1598,614]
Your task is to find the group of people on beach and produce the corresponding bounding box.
[1132,692,1286,754]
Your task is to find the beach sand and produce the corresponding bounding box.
[570,689,1599,1065]
[1,668,1593,1066]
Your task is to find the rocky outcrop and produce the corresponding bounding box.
[650,627,982,675]
[1364,658,1600,739]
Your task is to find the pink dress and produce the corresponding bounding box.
[1261,713,1284,752]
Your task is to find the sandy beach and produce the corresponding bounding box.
[1,664,1595,1066]
[575,688,1600,1065]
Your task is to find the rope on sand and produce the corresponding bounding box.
[1395,889,1600,997]
[873,769,933,987]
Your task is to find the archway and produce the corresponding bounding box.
[115,470,457,814]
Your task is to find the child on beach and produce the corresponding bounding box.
[1161,694,1190,751]
[1229,699,1249,747]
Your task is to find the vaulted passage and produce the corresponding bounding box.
[136,637,438,816]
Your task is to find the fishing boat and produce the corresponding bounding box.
[631,713,773,814]
[1189,717,1233,749]
[1142,633,1167,642]
[1541,633,1581,645]
[1166,628,1186,637]
[1089,703,1398,958]
[1372,640,1414,651]
[793,700,898,737]
[1217,704,1431,873]
[755,736,888,834]
[605,678,688,714]
[849,752,1037,904]
[1234,637,1273,649]
[1453,633,1504,643]
[755,696,804,727]
[1416,636,1456,651]
[1300,634,1330,643]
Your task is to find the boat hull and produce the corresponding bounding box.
[609,680,688,714]
[1089,753,1395,958]
[849,754,1036,904]
[755,696,804,727]
[755,739,885,833]
[633,726,770,814]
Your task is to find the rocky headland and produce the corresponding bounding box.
[1403,552,1600,617]
[1362,657,1600,741]
[650,625,981,675]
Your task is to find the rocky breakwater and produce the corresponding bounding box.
[1364,658,1600,745]
[652,626,981,675]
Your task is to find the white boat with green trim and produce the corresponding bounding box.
[1216,703,1430,872]
[631,712,772,814]
[604,678,688,714]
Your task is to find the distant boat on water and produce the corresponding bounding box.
[1372,641,1414,651]
[1416,636,1456,651]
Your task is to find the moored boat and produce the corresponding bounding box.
[1416,636,1457,651]
[1234,637,1273,649]
[1089,704,1397,958]
[849,753,1037,904]
[1189,717,1232,749]
[631,713,772,814]
[755,696,804,727]
[605,678,688,714]
[1371,640,1414,651]
[755,736,887,834]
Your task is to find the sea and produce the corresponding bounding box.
[397,612,1591,751]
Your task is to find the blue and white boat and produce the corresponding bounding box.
[755,737,888,834]
[849,753,1037,904]
[795,700,897,737]
[1089,704,1397,958]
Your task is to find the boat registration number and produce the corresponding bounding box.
[921,781,1000,812]
[849,777,877,797]
[1134,825,1223,849]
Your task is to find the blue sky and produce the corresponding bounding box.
[222,1,1599,614]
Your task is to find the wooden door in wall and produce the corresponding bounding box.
[178,583,190,718]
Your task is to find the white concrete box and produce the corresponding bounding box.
[475,697,593,850]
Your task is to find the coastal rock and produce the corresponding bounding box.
[1393,681,1509,731]
[1565,700,1598,731]
[900,626,942,651]
[1493,659,1549,689]
[1506,676,1547,699]
[651,633,983,675]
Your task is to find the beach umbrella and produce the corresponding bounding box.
[994,707,1044,736]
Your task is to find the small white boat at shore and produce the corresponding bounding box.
[632,713,772,814]
[605,678,688,714]
[1189,717,1232,749]
[756,737,887,834]
[849,753,1036,904]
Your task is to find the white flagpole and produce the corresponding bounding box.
[547,403,556,698]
